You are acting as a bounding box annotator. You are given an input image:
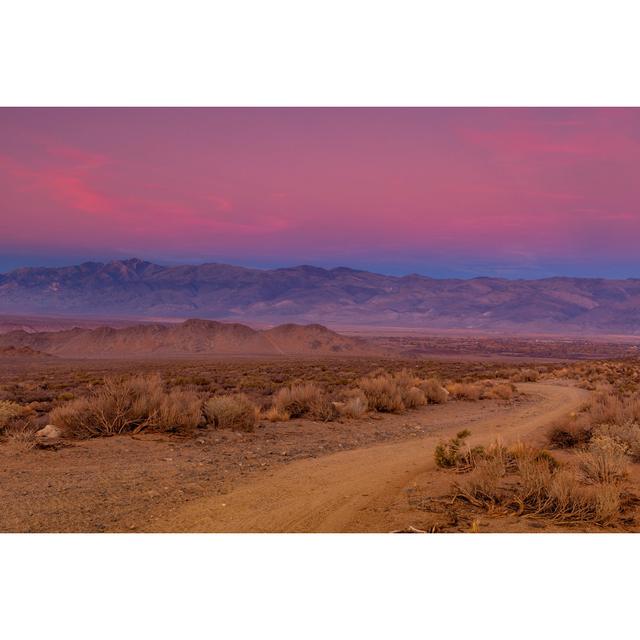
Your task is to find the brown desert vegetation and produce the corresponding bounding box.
[4,344,640,533]
[271,382,337,421]
[335,389,369,419]
[419,378,450,404]
[428,436,627,527]
[445,382,483,401]
[398,359,640,531]
[49,375,202,437]
[204,393,258,432]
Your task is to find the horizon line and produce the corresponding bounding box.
[2,255,640,282]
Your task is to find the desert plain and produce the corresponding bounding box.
[2,314,640,533]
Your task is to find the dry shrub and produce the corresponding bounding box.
[357,369,429,413]
[577,435,629,484]
[393,369,421,388]
[434,433,554,474]
[393,370,427,408]
[482,382,516,401]
[49,375,202,438]
[587,390,640,425]
[547,414,592,449]
[595,421,640,462]
[159,389,203,433]
[357,374,404,413]
[264,406,290,422]
[49,398,96,437]
[420,378,449,404]
[0,400,29,433]
[517,465,621,526]
[204,394,257,432]
[450,440,622,526]
[272,383,337,421]
[454,456,508,504]
[338,390,368,419]
[512,368,540,382]
[403,386,427,409]
[434,430,484,470]
[1,418,37,451]
[446,382,483,401]
[476,440,550,474]
[548,389,640,453]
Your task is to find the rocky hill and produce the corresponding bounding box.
[0,319,373,358]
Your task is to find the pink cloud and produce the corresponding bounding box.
[2,108,640,272]
[42,173,113,214]
[206,195,233,213]
[0,145,114,215]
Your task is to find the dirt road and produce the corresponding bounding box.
[152,382,588,532]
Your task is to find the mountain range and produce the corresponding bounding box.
[2,258,640,335]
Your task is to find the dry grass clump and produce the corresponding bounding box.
[49,375,203,437]
[403,386,427,409]
[512,463,620,526]
[0,400,29,433]
[204,394,258,432]
[561,361,640,394]
[158,389,203,433]
[357,368,514,414]
[49,399,95,437]
[393,370,428,409]
[1,419,38,452]
[548,388,640,457]
[336,390,369,419]
[357,369,430,414]
[357,374,405,413]
[448,439,623,526]
[271,383,337,421]
[577,435,629,484]
[583,390,640,460]
[264,406,291,422]
[547,413,592,448]
[482,382,516,401]
[420,378,449,404]
[587,389,640,425]
[511,368,540,382]
[434,430,484,470]
[595,421,640,462]
[434,432,553,474]
[445,382,483,401]
[3,357,532,431]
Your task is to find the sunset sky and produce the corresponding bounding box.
[2,107,640,278]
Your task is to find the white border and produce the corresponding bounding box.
[2,0,640,106]
[2,533,638,639]
[2,2,639,639]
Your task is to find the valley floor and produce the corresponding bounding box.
[0,382,599,533]
[151,382,592,533]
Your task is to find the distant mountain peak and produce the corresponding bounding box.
[2,258,640,335]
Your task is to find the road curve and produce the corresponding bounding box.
[151,382,588,533]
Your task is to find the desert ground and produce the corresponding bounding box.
[2,333,640,533]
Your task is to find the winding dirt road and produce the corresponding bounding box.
[152,382,588,533]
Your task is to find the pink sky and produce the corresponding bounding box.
[2,108,640,277]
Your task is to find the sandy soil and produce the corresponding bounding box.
[151,382,588,533]
[0,382,593,533]
[1,388,538,533]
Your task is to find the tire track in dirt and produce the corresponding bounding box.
[150,383,588,532]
